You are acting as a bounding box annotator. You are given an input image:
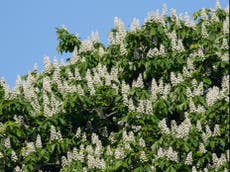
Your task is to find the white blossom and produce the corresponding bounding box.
[72,147,84,162]
[22,142,36,157]
[122,94,129,106]
[87,155,96,169]
[53,57,59,68]
[189,98,196,113]
[127,131,135,142]
[136,100,145,114]
[106,145,113,156]
[210,10,219,22]
[79,39,94,53]
[184,12,195,28]
[74,68,82,81]
[43,56,51,72]
[162,3,167,16]
[163,84,171,99]
[158,80,164,94]
[213,124,221,136]
[43,76,52,93]
[204,168,208,172]
[95,158,106,170]
[86,69,95,95]
[147,48,158,57]
[35,134,42,148]
[50,125,62,141]
[185,152,193,165]
[202,132,209,144]
[145,100,153,114]
[223,17,229,34]
[76,127,81,138]
[139,151,148,163]
[212,153,219,169]
[170,120,177,135]
[175,117,192,138]
[176,39,184,52]
[114,146,125,159]
[159,44,166,55]
[158,118,170,134]
[128,98,135,112]
[14,166,22,172]
[148,45,166,57]
[98,47,105,57]
[61,156,68,167]
[52,67,61,84]
[220,52,229,62]
[186,87,193,98]
[167,31,177,49]
[67,151,73,164]
[216,0,221,9]
[221,75,229,93]
[4,137,11,149]
[205,125,212,138]
[109,132,116,144]
[157,147,164,158]
[196,120,202,132]
[206,86,220,107]
[139,137,146,147]
[226,149,230,162]
[151,78,158,100]
[11,150,18,162]
[86,145,94,155]
[93,72,102,86]
[170,72,184,86]
[14,115,24,125]
[225,5,229,14]
[109,17,126,45]
[66,68,74,80]
[132,73,144,88]
[82,132,87,142]
[0,79,10,99]
[43,92,52,117]
[166,147,178,162]
[90,31,100,43]
[124,142,131,151]
[192,166,197,172]
[91,133,101,146]
[196,105,206,113]
[194,82,203,96]
[120,43,127,55]
[221,38,229,50]
[130,18,140,32]
[170,8,177,20]
[202,23,209,39]
[200,8,208,20]
[71,47,80,64]
[145,9,165,26]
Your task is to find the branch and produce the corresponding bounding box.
[34,163,61,171]
[89,108,117,119]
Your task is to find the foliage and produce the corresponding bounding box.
[0,2,229,172]
[56,27,81,54]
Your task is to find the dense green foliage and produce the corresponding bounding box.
[0,3,229,172]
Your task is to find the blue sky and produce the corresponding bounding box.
[0,0,228,87]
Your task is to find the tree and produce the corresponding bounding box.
[0,2,229,171]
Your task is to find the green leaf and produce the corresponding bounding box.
[166,166,176,172]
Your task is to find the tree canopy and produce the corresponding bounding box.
[0,2,229,172]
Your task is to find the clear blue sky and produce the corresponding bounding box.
[0,0,228,87]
